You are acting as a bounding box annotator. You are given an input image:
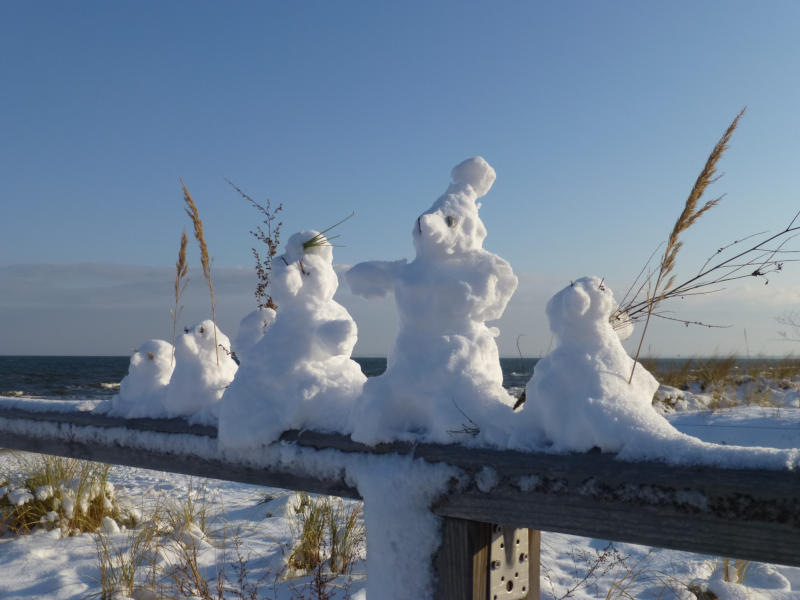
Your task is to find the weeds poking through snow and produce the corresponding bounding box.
[228,179,283,313]
[182,179,220,366]
[0,454,137,536]
[171,230,190,366]
[288,492,365,599]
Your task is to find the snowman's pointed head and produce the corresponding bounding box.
[413,157,496,258]
[546,276,618,345]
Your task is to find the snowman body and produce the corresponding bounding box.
[110,339,174,418]
[511,276,674,452]
[218,230,366,449]
[163,320,238,423]
[347,157,518,445]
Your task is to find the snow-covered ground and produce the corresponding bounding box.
[1,403,798,599]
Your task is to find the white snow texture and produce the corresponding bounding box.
[346,156,519,445]
[109,339,174,418]
[163,320,238,422]
[218,230,366,448]
[510,276,668,453]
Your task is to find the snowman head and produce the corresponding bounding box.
[270,230,338,306]
[546,276,618,346]
[413,157,496,259]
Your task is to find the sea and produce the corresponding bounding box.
[0,356,539,401]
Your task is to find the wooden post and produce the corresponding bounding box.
[434,518,540,600]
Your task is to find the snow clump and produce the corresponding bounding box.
[511,276,676,452]
[233,306,277,362]
[109,339,174,418]
[218,230,366,448]
[163,320,238,423]
[346,156,518,445]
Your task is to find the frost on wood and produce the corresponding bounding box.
[346,156,519,445]
[218,230,366,448]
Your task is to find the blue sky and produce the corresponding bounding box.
[2,1,800,356]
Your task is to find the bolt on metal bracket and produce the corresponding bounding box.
[488,525,530,600]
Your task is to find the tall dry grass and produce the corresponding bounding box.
[170,230,190,365]
[182,180,220,366]
[629,109,745,382]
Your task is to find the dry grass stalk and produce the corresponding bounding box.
[170,231,190,366]
[629,109,745,382]
[182,180,220,366]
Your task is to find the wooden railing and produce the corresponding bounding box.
[1,401,799,599]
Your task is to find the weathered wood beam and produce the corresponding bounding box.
[1,405,799,568]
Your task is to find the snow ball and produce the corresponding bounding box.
[8,488,34,506]
[110,339,174,418]
[164,320,238,422]
[35,485,54,501]
[100,516,121,534]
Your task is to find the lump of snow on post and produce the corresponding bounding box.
[346,157,519,446]
[163,320,238,423]
[510,276,676,453]
[109,339,174,418]
[218,230,366,449]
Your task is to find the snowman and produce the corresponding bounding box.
[346,157,518,445]
[163,319,238,423]
[232,306,277,363]
[510,276,677,452]
[109,339,174,418]
[218,230,366,449]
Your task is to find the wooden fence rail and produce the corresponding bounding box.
[1,402,799,598]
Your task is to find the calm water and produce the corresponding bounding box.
[5,356,790,402]
[0,356,539,401]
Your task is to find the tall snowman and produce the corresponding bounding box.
[346,157,518,445]
[218,230,366,449]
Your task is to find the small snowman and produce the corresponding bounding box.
[233,307,277,363]
[510,276,677,452]
[163,319,238,423]
[218,230,366,449]
[109,339,174,418]
[346,157,518,445]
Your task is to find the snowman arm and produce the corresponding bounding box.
[345,259,407,299]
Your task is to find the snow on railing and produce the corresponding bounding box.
[1,401,799,600]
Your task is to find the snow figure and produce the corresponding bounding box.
[109,339,174,418]
[510,276,677,452]
[218,230,366,449]
[232,307,276,363]
[346,157,519,445]
[163,320,238,423]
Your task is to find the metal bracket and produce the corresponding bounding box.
[488,525,530,600]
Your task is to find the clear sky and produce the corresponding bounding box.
[2,1,800,357]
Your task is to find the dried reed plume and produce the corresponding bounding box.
[182,179,219,366]
[170,231,189,365]
[629,108,745,382]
